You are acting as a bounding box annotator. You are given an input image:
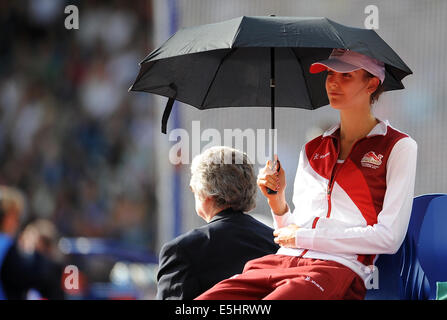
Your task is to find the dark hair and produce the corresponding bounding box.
[364,71,385,105]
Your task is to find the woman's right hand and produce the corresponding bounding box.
[257,155,288,215]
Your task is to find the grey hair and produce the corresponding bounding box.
[190,146,257,212]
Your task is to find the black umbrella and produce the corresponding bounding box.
[129,16,412,193]
[130,15,412,133]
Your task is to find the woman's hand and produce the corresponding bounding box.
[257,154,288,215]
[273,224,300,248]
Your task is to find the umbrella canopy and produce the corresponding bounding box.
[130,16,412,133]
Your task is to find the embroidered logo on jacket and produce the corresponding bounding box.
[361,151,383,169]
[313,152,331,160]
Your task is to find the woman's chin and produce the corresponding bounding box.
[329,99,343,110]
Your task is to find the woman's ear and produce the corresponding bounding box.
[367,77,380,93]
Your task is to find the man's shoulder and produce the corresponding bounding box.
[210,212,274,234]
[160,224,211,254]
[160,213,274,254]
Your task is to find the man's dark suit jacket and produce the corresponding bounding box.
[156,208,279,300]
[1,240,64,299]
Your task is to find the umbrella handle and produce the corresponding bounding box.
[266,159,281,194]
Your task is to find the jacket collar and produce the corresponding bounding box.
[209,207,242,223]
[323,119,389,139]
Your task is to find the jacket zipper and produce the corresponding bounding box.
[299,139,341,259]
[301,135,370,258]
[326,181,334,218]
[326,138,341,218]
[326,137,366,218]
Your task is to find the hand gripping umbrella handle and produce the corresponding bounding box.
[266,159,281,194]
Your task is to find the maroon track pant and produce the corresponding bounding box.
[195,254,366,300]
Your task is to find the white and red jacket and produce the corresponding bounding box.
[273,119,418,283]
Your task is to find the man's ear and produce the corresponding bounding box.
[203,195,215,205]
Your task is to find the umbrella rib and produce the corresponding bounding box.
[129,60,157,92]
[200,48,237,107]
[325,18,347,49]
[289,48,315,108]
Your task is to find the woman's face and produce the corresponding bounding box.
[325,69,377,110]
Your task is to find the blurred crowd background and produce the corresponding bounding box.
[0,0,157,249]
[0,0,159,299]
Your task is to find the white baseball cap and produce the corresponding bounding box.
[310,48,385,83]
